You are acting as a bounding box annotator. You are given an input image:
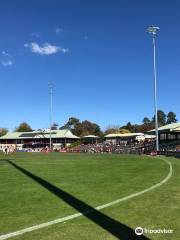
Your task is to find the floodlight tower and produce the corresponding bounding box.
[147,25,160,152]
[48,82,54,150]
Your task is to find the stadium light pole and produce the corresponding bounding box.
[147,25,160,152]
[48,82,53,150]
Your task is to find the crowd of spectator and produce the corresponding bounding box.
[67,140,180,155]
[1,139,179,156]
[67,141,154,154]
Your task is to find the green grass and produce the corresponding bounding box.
[0,152,179,240]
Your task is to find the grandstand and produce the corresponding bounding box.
[1,123,179,154]
[148,122,180,144]
[105,132,155,144]
[82,135,100,144]
[0,129,79,150]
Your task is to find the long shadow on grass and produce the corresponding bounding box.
[7,160,150,240]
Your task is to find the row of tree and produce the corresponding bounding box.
[0,110,178,137]
[105,110,177,135]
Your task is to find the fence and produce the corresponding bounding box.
[158,151,180,158]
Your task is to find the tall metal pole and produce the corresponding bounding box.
[152,35,159,151]
[147,25,160,152]
[48,82,53,150]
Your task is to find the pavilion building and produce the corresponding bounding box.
[148,122,180,143]
[104,133,154,144]
[0,129,79,150]
[81,135,100,144]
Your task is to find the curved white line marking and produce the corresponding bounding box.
[0,157,172,240]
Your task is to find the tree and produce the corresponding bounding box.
[15,122,33,132]
[81,120,102,137]
[60,117,83,135]
[142,117,151,125]
[104,128,117,135]
[123,122,134,132]
[152,110,166,127]
[104,126,130,135]
[137,117,154,133]
[117,128,130,134]
[60,117,80,130]
[137,122,154,133]
[104,128,115,135]
[92,123,102,136]
[0,128,8,137]
[73,122,83,136]
[104,125,120,135]
[51,122,59,130]
[166,112,177,124]
[60,117,102,137]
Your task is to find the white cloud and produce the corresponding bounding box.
[2,51,12,57]
[55,27,63,34]
[1,60,13,66]
[24,42,68,55]
[2,51,8,56]
[31,42,60,55]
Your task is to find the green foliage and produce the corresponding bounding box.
[104,128,116,135]
[104,125,120,135]
[120,122,135,132]
[137,122,154,133]
[152,110,166,127]
[142,117,151,125]
[105,127,131,135]
[81,120,102,136]
[60,117,102,137]
[120,121,154,134]
[117,128,130,134]
[118,109,177,134]
[0,128,8,137]
[51,123,59,130]
[15,122,33,132]
[104,128,130,135]
[68,140,81,148]
[166,112,177,124]
[60,117,80,130]
[125,122,134,132]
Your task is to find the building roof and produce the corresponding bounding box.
[0,129,79,140]
[148,122,180,133]
[0,132,22,139]
[144,134,156,139]
[82,135,100,138]
[105,133,144,138]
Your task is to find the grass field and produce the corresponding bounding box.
[0,153,179,240]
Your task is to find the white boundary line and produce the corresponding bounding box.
[0,157,172,240]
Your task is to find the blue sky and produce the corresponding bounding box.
[0,0,179,131]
